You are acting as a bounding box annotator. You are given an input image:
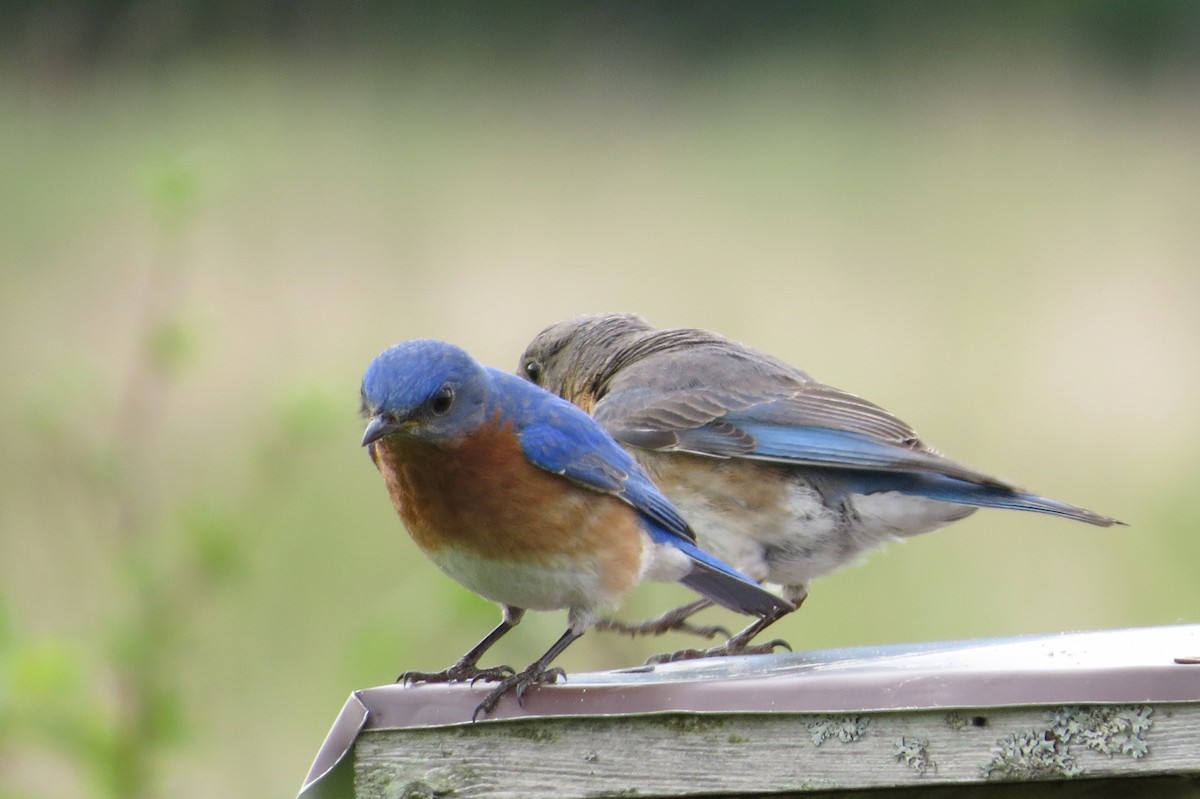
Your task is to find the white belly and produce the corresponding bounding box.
[634,448,975,595]
[427,541,652,627]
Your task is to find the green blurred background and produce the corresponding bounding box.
[2,2,1199,797]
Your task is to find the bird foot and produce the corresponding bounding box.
[593,599,726,640]
[646,638,792,664]
[398,660,515,685]
[594,616,730,641]
[472,665,566,721]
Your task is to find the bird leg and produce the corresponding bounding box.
[472,627,584,721]
[399,607,523,684]
[593,599,728,640]
[647,596,804,663]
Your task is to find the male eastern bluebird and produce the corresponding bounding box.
[359,339,790,718]
[518,313,1122,658]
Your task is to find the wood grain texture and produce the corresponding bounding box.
[354,703,1200,798]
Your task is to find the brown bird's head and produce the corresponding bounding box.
[517,312,658,412]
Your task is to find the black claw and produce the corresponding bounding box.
[471,698,496,723]
[398,670,439,684]
[472,665,564,720]
[514,667,564,704]
[467,665,517,685]
[646,636,794,664]
[645,648,705,664]
[399,661,515,685]
[719,638,791,657]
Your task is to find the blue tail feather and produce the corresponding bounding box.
[838,471,1121,527]
[645,520,791,617]
[680,560,791,618]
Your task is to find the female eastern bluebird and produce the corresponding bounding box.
[517,313,1122,659]
[359,339,790,718]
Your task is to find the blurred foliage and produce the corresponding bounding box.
[3,1,1200,78]
[0,149,240,799]
[1,4,1199,799]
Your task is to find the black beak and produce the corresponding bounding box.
[361,415,402,446]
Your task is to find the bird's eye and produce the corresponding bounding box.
[524,359,542,383]
[430,386,454,415]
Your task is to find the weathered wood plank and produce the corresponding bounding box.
[769,776,1200,798]
[298,627,1200,799]
[354,703,1200,798]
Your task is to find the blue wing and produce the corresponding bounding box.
[487,368,697,545]
[666,414,1006,484]
[488,369,792,616]
[599,385,1007,486]
[595,386,1119,527]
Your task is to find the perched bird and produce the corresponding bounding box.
[518,313,1122,658]
[360,339,790,718]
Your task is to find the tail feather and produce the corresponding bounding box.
[681,562,791,617]
[670,536,792,617]
[840,471,1124,527]
[964,489,1122,526]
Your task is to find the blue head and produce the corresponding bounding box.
[360,339,491,447]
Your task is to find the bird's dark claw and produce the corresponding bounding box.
[466,665,519,684]
[471,665,565,721]
[646,637,793,664]
[732,638,792,655]
[645,648,706,664]
[399,660,515,685]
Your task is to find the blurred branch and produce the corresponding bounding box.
[96,153,206,799]
[0,152,232,799]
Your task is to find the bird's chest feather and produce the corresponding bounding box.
[371,420,639,567]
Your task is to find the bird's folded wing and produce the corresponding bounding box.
[516,413,698,545]
[596,383,1010,489]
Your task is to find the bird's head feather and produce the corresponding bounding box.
[360,339,490,446]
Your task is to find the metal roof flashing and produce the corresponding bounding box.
[298,624,1200,798]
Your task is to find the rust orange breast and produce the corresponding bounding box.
[370,415,644,572]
